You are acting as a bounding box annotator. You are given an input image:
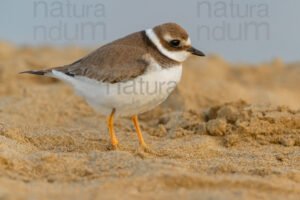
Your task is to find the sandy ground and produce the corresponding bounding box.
[0,41,299,200]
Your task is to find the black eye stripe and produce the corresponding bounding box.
[170,40,180,47]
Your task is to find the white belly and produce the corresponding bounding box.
[50,65,182,116]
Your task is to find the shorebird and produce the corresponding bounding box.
[21,22,205,150]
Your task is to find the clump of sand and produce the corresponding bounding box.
[0,42,299,199]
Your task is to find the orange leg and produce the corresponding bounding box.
[131,115,147,148]
[107,108,119,149]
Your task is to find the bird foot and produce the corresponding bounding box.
[137,144,157,155]
[106,143,119,151]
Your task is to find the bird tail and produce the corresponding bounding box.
[19,68,52,76]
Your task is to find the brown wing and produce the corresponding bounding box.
[53,44,150,83]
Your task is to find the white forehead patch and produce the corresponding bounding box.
[186,38,191,46]
[145,29,190,62]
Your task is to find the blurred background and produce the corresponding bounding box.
[0,0,300,63]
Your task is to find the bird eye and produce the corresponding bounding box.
[170,40,180,47]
